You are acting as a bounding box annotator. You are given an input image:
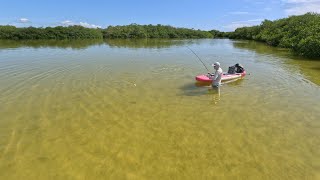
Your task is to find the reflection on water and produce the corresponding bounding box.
[0,39,319,179]
[232,40,291,57]
[105,39,190,49]
[0,39,191,50]
[233,40,320,85]
[0,39,105,50]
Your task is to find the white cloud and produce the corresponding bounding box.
[60,20,101,28]
[19,18,30,23]
[286,4,320,15]
[79,22,101,28]
[247,19,264,22]
[61,20,73,26]
[283,0,320,15]
[284,0,319,3]
[223,19,263,31]
[223,23,252,31]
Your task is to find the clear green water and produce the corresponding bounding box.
[0,39,319,179]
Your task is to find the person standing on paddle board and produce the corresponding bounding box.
[208,62,223,87]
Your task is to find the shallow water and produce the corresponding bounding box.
[0,39,319,179]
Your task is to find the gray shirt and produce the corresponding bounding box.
[212,67,223,86]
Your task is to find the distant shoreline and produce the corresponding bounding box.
[1,13,319,58]
[217,13,320,58]
[0,24,213,40]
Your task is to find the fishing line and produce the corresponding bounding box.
[186,46,210,72]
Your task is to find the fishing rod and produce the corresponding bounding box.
[186,46,210,72]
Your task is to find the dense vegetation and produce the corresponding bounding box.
[102,24,213,39]
[226,13,320,58]
[1,13,319,58]
[0,25,103,40]
[208,30,230,38]
[0,24,213,40]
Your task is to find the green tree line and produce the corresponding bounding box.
[0,25,103,40]
[0,24,213,40]
[224,13,320,58]
[1,14,319,58]
[102,24,213,39]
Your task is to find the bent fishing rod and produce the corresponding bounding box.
[186,46,210,72]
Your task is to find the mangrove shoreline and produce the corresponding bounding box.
[0,13,319,58]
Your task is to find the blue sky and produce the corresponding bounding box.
[1,0,320,31]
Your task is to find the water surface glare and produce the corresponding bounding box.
[0,39,320,179]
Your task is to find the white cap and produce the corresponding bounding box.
[212,62,220,67]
